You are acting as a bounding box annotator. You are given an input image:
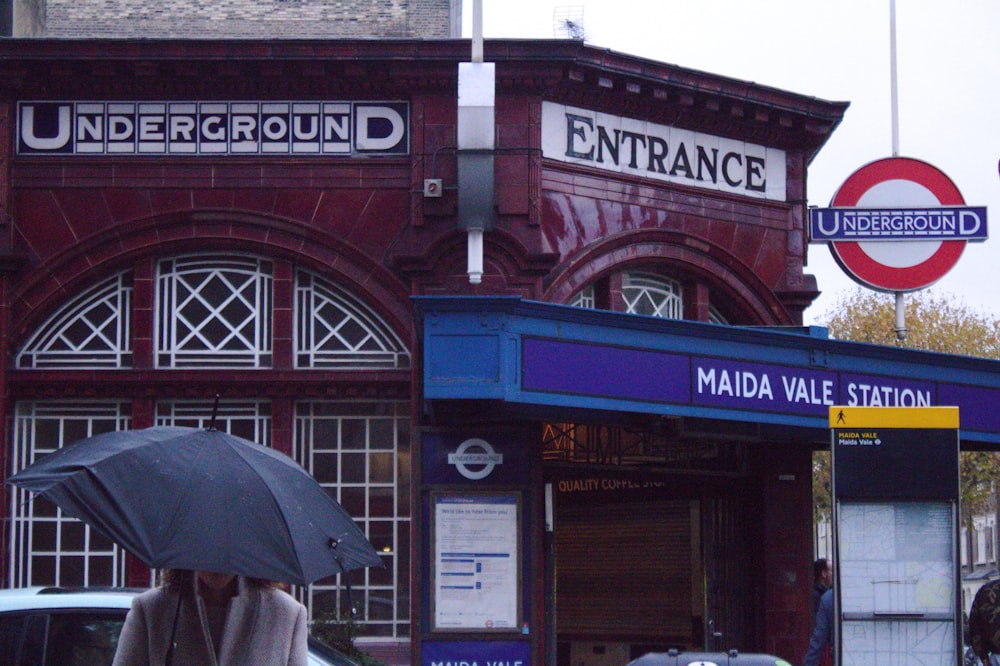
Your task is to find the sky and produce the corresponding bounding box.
[462,0,1000,326]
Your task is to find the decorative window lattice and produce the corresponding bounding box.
[17,273,133,369]
[569,285,595,309]
[157,255,272,368]
[622,273,684,319]
[295,270,409,369]
[708,304,729,325]
[294,400,411,638]
[9,402,132,588]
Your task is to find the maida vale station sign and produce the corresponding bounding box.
[541,101,787,201]
[16,101,409,156]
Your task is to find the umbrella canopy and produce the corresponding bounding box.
[8,426,382,586]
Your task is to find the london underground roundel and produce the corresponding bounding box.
[808,157,988,292]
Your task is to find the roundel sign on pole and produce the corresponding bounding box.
[809,157,988,292]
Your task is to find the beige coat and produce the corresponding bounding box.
[112,577,309,666]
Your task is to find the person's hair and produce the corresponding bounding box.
[813,558,829,580]
[161,569,277,592]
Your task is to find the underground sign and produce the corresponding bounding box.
[809,157,987,291]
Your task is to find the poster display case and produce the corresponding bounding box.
[431,493,522,632]
[831,407,960,666]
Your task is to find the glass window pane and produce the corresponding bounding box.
[35,419,60,449]
[369,453,394,484]
[370,487,394,518]
[60,556,86,587]
[62,521,86,552]
[341,420,366,450]
[311,420,339,450]
[368,520,394,553]
[340,487,366,518]
[341,453,366,484]
[63,420,91,445]
[369,419,394,450]
[32,521,57,550]
[313,452,339,483]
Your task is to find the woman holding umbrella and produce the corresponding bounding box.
[8,425,382,664]
[112,569,309,666]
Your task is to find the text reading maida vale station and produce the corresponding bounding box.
[522,338,939,423]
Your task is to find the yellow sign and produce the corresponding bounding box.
[829,406,959,429]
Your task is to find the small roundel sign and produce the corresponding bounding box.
[809,157,987,292]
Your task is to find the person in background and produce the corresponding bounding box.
[970,579,1000,666]
[803,586,834,666]
[112,569,309,666]
[811,557,832,631]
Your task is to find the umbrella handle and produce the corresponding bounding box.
[165,591,181,666]
[329,538,358,621]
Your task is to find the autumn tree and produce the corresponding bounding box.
[813,288,1000,536]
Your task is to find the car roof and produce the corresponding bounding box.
[0,587,360,665]
[0,587,142,612]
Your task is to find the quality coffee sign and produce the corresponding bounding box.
[17,100,409,157]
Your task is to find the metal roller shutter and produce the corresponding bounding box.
[556,500,694,643]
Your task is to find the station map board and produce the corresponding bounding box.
[831,407,960,666]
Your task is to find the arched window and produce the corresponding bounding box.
[12,253,411,639]
[17,273,133,369]
[622,272,683,319]
[295,270,409,369]
[569,285,595,310]
[156,255,273,368]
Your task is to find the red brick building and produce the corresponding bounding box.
[0,37,853,663]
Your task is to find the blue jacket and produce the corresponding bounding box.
[803,588,834,666]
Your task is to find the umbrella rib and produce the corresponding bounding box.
[224,440,310,583]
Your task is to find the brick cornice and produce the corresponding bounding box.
[0,39,847,161]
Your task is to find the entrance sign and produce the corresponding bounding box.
[541,101,787,201]
[809,157,987,291]
[831,406,960,666]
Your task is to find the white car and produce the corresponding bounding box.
[0,586,361,665]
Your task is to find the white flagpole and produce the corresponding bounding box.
[889,0,907,341]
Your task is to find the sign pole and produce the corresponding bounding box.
[889,0,907,339]
[894,292,906,341]
[889,0,900,158]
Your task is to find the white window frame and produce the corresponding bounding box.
[294,270,409,369]
[570,285,595,309]
[622,272,684,319]
[9,401,132,588]
[156,255,272,368]
[294,400,410,638]
[17,273,132,369]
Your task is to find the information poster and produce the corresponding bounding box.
[839,503,953,616]
[433,494,520,630]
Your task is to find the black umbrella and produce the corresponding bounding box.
[7,425,382,586]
